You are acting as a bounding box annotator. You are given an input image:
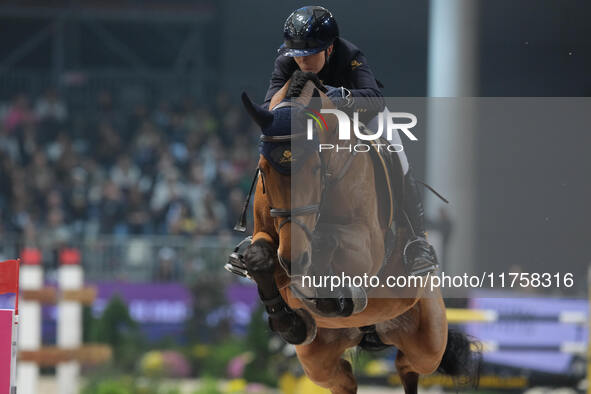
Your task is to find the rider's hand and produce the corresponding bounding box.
[325,86,341,98]
[325,86,354,111]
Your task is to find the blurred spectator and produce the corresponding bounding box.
[100,181,126,234]
[195,190,226,235]
[155,247,178,281]
[167,199,197,236]
[35,88,68,123]
[3,94,36,133]
[95,122,123,167]
[35,88,68,144]
[126,186,151,235]
[111,155,141,191]
[0,87,259,247]
[66,166,90,232]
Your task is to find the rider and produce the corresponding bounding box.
[263,6,438,277]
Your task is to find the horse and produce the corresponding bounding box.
[235,71,480,394]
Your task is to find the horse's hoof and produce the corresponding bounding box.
[294,308,317,345]
[314,298,347,317]
[269,308,317,345]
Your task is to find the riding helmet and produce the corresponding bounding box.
[278,6,339,57]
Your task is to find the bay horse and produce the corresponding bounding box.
[235,71,479,393]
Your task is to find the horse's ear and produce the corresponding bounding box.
[241,92,274,129]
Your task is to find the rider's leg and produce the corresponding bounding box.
[366,113,438,275]
[401,167,439,275]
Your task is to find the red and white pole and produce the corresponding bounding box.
[57,248,83,394]
[17,249,43,394]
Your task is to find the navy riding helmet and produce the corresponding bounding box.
[278,6,339,57]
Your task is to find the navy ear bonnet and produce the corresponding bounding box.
[259,105,319,175]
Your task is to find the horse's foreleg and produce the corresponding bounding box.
[243,235,316,345]
[243,236,278,300]
[295,327,361,394]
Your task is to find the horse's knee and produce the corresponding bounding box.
[302,358,355,389]
[400,345,445,375]
[415,356,442,375]
[394,328,447,376]
[420,325,447,363]
[243,239,276,273]
[303,365,332,387]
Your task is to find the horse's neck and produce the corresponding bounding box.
[324,153,377,220]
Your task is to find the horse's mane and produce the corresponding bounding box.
[286,71,328,98]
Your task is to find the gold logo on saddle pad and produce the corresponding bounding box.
[279,150,294,163]
[351,59,363,70]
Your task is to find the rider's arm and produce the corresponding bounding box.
[343,51,385,119]
[263,56,296,108]
[347,51,383,100]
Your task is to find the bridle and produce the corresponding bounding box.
[258,101,360,274]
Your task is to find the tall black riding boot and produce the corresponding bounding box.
[401,169,439,276]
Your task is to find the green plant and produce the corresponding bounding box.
[199,339,246,377]
[89,294,146,371]
[242,306,276,386]
[82,373,183,394]
[192,376,221,394]
[81,376,134,394]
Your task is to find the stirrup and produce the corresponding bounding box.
[225,236,252,279]
[403,237,439,276]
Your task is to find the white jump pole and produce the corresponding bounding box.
[17,253,43,394]
[57,249,83,394]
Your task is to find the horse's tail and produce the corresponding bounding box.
[437,328,482,388]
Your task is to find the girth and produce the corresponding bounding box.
[358,324,390,351]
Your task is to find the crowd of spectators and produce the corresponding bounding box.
[0,88,260,250]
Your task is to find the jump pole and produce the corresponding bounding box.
[56,248,83,394]
[17,254,43,394]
